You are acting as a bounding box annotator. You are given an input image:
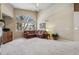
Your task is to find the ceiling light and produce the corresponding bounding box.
[35,3,39,11]
[36,3,39,7]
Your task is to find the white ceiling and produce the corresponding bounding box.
[10,3,53,11]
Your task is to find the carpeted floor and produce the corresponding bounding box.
[1,38,79,55]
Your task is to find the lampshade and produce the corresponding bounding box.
[0,19,5,37]
[0,19,5,28]
[0,27,2,37]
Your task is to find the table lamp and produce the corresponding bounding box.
[0,19,5,55]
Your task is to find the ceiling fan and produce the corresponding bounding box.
[35,3,40,12]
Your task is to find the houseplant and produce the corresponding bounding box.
[52,33,59,40]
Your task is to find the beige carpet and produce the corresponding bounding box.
[1,38,79,55]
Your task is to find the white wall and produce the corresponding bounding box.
[37,4,74,40]
[74,12,79,41]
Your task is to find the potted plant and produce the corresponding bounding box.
[52,33,59,40]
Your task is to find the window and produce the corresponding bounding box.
[39,23,46,30]
[16,15,36,31]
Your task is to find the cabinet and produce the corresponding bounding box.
[2,31,13,44]
[74,3,79,12]
[2,4,14,18]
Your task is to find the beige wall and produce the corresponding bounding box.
[5,8,37,39]
[37,3,74,40]
[2,3,14,18]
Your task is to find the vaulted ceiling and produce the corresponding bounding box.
[10,3,53,11]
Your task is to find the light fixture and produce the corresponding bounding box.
[36,3,39,11]
[0,27,2,37]
[0,20,5,28]
[36,3,39,7]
